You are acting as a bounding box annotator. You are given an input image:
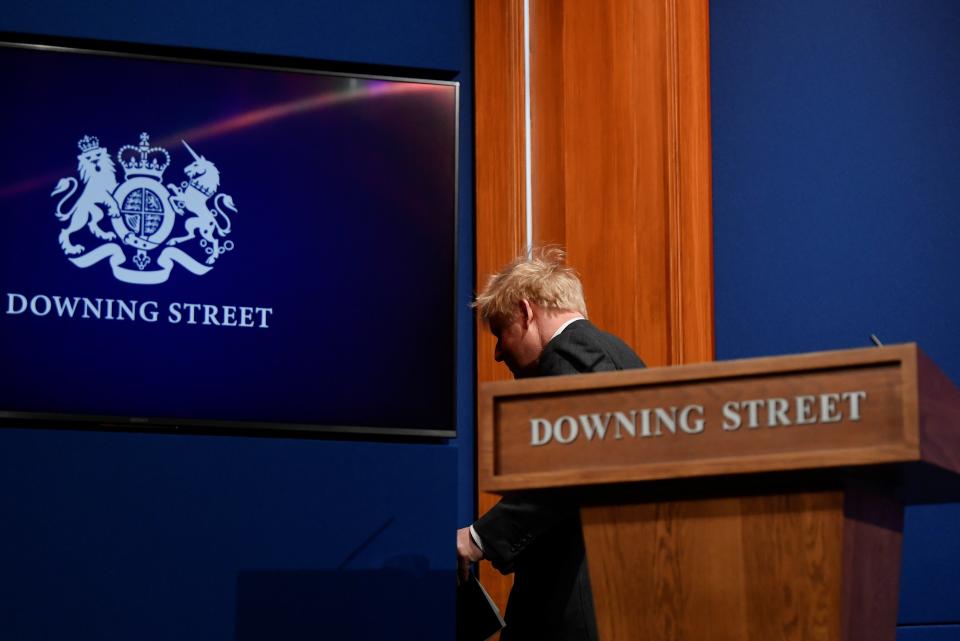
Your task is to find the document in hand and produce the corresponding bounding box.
[456,572,506,641]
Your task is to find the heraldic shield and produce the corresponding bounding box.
[113,177,176,250]
[51,132,238,285]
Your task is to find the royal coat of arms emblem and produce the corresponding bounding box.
[51,133,238,284]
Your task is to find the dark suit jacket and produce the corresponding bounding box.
[473,319,644,641]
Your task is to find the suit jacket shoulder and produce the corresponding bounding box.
[538,319,645,376]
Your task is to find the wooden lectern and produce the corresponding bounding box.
[477,344,960,641]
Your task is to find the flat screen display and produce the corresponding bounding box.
[0,38,458,437]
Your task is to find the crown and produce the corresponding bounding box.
[78,135,101,154]
[117,132,170,180]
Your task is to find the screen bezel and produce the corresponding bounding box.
[0,32,461,439]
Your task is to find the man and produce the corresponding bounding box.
[457,247,644,641]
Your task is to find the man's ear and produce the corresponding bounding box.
[519,299,535,328]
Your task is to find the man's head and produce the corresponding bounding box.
[474,247,587,378]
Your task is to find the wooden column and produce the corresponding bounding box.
[475,0,715,617]
[527,0,714,366]
[474,0,535,615]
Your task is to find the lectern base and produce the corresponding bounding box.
[581,483,902,641]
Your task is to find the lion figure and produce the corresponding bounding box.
[166,142,237,266]
[51,140,120,255]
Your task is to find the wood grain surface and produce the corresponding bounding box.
[917,348,960,475]
[581,484,903,641]
[474,0,529,614]
[480,344,932,492]
[474,0,715,622]
[840,482,903,641]
[527,0,714,368]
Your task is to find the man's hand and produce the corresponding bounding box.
[457,526,484,584]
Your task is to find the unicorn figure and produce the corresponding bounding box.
[166,141,237,265]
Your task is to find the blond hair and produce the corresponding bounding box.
[473,246,587,326]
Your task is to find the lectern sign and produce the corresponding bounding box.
[527,388,868,447]
[478,345,943,491]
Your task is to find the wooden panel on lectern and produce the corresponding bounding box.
[480,344,960,493]
[580,485,904,641]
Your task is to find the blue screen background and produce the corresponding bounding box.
[0,45,458,432]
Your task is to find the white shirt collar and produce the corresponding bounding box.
[549,316,585,342]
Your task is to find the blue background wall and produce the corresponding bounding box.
[711,1,960,638]
[0,2,474,640]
